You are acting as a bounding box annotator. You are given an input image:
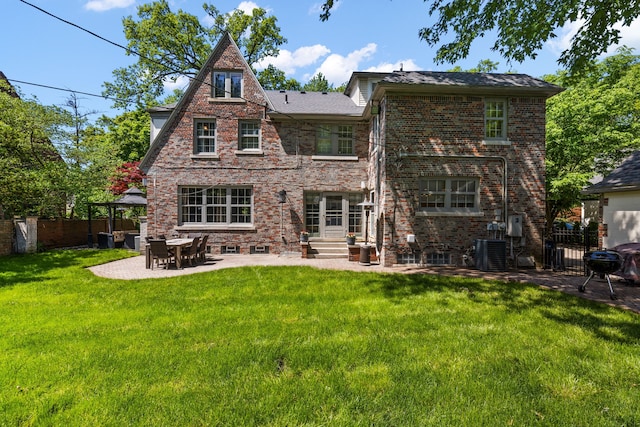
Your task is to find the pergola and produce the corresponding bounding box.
[88,187,147,247]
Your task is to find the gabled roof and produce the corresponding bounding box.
[140,33,267,171]
[265,90,364,117]
[583,150,640,194]
[374,71,563,97]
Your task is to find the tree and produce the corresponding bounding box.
[319,0,640,76]
[302,72,335,92]
[104,0,286,108]
[257,64,301,90]
[96,109,151,162]
[448,59,500,73]
[545,48,640,226]
[0,80,71,218]
[109,161,146,195]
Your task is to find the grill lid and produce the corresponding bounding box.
[583,250,623,274]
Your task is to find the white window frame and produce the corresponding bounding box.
[315,124,354,156]
[194,120,216,154]
[179,186,253,226]
[213,71,243,99]
[239,121,261,151]
[484,98,508,144]
[419,177,479,213]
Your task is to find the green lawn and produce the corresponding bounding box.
[1,249,639,426]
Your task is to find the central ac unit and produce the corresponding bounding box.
[474,239,507,272]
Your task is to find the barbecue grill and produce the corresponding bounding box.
[579,250,623,300]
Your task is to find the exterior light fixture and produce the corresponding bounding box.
[277,189,287,204]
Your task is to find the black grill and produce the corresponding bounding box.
[579,250,623,300]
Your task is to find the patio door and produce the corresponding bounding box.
[324,194,346,238]
[304,192,362,239]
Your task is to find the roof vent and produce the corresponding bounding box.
[300,91,306,94]
[322,91,328,95]
[279,90,286,93]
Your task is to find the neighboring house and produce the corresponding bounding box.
[140,33,562,267]
[582,150,640,248]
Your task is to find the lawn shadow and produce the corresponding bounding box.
[370,271,640,344]
[0,249,123,289]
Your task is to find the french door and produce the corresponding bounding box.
[304,192,362,238]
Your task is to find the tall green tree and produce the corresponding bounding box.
[0,81,71,218]
[96,110,151,162]
[302,72,335,92]
[104,0,286,108]
[319,0,639,76]
[545,48,640,226]
[257,64,301,90]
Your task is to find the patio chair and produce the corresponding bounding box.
[197,234,209,263]
[181,236,200,267]
[148,239,176,270]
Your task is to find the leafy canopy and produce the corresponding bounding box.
[0,80,71,218]
[544,48,640,223]
[103,0,286,108]
[319,0,640,76]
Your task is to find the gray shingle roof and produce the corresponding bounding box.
[583,150,640,194]
[381,71,561,92]
[265,90,364,116]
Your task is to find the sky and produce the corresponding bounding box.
[3,0,640,119]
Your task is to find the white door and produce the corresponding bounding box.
[323,194,346,238]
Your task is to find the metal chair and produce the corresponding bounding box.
[181,236,200,267]
[148,239,176,270]
[197,235,209,263]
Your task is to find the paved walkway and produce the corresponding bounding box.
[89,253,640,314]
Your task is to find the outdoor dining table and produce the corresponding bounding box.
[145,238,195,269]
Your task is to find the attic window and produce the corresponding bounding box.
[213,71,242,98]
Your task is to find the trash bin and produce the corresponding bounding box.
[97,232,114,249]
[359,245,371,265]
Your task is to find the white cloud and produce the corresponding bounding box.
[308,43,377,85]
[84,0,135,12]
[163,75,190,93]
[256,44,331,74]
[237,1,260,14]
[363,59,420,73]
[547,17,640,58]
[605,18,640,55]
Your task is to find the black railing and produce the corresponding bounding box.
[543,227,598,276]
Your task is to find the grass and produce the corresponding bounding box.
[1,249,639,426]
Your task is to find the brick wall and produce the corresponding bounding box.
[379,94,547,266]
[0,220,13,256]
[146,36,369,254]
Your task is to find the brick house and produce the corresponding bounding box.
[140,33,562,267]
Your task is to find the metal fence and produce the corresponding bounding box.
[543,227,599,276]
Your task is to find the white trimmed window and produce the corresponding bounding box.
[239,121,260,150]
[485,99,507,140]
[180,186,252,225]
[419,178,479,212]
[213,71,243,98]
[195,120,216,154]
[316,124,354,155]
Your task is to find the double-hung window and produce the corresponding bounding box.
[239,121,260,150]
[213,71,242,98]
[195,120,216,154]
[484,99,507,141]
[180,186,253,226]
[316,124,354,155]
[419,178,478,212]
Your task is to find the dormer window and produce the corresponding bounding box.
[213,71,242,98]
